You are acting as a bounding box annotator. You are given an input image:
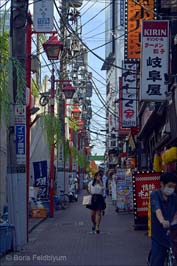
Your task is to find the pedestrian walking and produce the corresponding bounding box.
[111,176,117,206]
[149,172,177,266]
[87,171,106,234]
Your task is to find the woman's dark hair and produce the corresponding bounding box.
[92,171,103,186]
[160,172,177,185]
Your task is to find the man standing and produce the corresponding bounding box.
[150,172,177,266]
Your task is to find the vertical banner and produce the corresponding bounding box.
[141,20,169,101]
[119,77,130,135]
[15,105,26,165]
[133,172,160,217]
[120,0,124,27]
[15,125,26,164]
[33,161,48,198]
[33,0,54,32]
[58,143,64,169]
[125,0,154,59]
[122,62,137,128]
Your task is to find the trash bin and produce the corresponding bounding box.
[0,224,7,254]
[0,223,15,255]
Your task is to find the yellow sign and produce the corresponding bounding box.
[127,0,154,59]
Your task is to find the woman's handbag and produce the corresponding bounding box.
[82,195,92,205]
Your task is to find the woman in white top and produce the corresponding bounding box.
[87,171,106,234]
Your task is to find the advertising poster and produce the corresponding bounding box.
[133,172,160,217]
[116,169,133,211]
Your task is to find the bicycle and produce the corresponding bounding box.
[57,190,70,210]
[147,247,175,266]
[165,247,175,266]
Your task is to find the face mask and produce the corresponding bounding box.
[163,187,175,196]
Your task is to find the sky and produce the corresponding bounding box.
[78,0,106,157]
[0,0,107,158]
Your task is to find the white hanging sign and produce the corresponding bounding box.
[122,62,137,128]
[141,20,169,101]
[33,0,54,32]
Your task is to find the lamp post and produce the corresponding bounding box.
[43,35,63,218]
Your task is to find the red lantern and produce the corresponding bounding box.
[43,35,63,60]
[71,106,81,120]
[62,84,75,99]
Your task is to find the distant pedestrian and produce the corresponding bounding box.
[111,176,117,206]
[87,171,106,234]
[149,172,177,266]
[102,172,108,199]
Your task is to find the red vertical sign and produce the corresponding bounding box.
[133,172,160,217]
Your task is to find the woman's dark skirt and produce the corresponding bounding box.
[86,194,106,211]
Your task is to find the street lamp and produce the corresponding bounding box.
[43,34,63,60]
[62,83,76,99]
[71,106,81,120]
[43,35,63,218]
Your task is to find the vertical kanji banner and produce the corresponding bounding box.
[33,160,48,198]
[133,172,160,217]
[119,77,130,135]
[140,20,169,101]
[122,62,137,128]
[125,0,154,59]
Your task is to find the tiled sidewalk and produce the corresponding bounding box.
[1,192,151,266]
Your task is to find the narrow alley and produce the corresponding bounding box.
[1,193,150,266]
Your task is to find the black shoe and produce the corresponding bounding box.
[92,225,96,232]
[96,229,100,234]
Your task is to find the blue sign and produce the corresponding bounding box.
[15,125,26,164]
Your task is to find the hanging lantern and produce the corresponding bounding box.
[71,106,81,120]
[43,35,63,60]
[62,84,75,99]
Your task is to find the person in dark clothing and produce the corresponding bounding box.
[149,172,177,266]
[87,171,106,234]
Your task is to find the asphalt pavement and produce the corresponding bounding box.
[0,191,151,266]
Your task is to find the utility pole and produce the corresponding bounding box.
[57,0,69,194]
[7,0,28,250]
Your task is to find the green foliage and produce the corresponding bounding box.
[70,145,89,168]
[42,113,62,149]
[0,29,27,124]
[11,58,26,104]
[32,79,40,98]
[0,31,9,121]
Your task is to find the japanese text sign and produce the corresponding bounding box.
[15,125,26,165]
[33,161,48,198]
[141,20,169,101]
[125,0,154,59]
[122,62,137,128]
[119,78,130,135]
[133,172,160,217]
[33,0,54,32]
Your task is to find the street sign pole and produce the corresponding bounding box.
[7,0,28,250]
